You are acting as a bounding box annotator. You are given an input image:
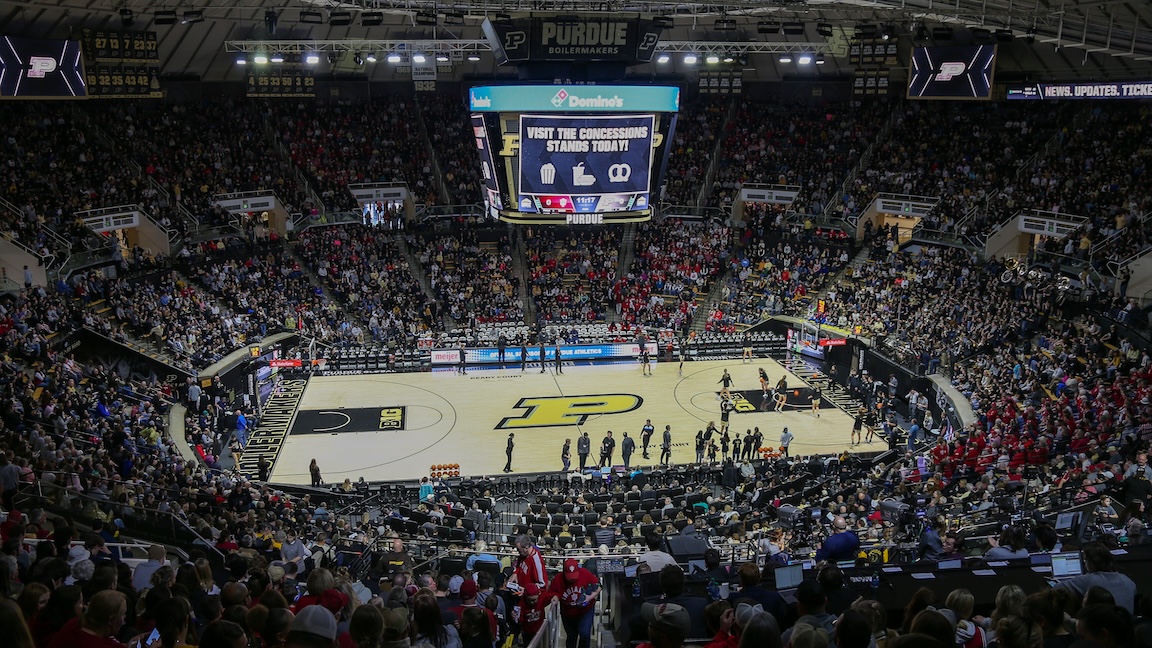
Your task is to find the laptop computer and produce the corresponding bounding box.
[1051,552,1083,578]
[775,563,804,589]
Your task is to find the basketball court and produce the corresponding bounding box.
[257,357,865,485]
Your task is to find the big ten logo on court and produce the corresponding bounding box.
[496,394,643,429]
[379,407,407,430]
[728,392,757,413]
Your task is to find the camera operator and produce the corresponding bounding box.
[814,516,860,562]
[917,516,946,561]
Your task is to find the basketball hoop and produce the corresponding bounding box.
[315,358,328,373]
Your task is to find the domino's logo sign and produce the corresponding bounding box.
[551,88,569,107]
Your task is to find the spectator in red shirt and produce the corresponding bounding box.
[512,584,548,645]
[449,579,497,640]
[510,535,547,595]
[46,590,128,648]
[547,559,600,648]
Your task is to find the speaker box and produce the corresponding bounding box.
[664,534,709,562]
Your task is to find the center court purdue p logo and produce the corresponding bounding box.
[496,394,643,429]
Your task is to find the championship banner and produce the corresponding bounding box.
[482,16,662,64]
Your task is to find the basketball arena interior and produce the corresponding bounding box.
[1,2,1152,648]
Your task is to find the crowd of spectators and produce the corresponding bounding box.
[661,99,726,207]
[96,102,316,222]
[420,101,482,205]
[269,99,440,211]
[611,219,730,330]
[296,224,440,344]
[412,229,524,325]
[711,100,886,215]
[524,227,621,323]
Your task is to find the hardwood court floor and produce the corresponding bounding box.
[267,357,864,485]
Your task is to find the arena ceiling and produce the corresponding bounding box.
[2,0,1151,83]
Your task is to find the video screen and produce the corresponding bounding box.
[0,36,86,99]
[907,45,996,100]
[469,85,678,225]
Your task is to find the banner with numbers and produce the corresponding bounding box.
[246,68,316,98]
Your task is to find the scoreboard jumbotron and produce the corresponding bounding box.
[469,84,679,225]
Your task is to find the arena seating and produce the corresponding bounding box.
[411,228,524,325]
[525,226,621,323]
[660,98,726,207]
[420,99,483,205]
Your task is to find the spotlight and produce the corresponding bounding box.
[494,13,512,25]
[120,8,135,28]
[798,54,813,64]
[353,53,364,66]
[264,9,277,35]
[415,10,438,26]
[994,28,1015,42]
[683,53,698,64]
[715,18,736,31]
[154,10,177,26]
[444,11,466,25]
[816,53,826,64]
[367,52,378,62]
[361,11,384,26]
[387,53,403,63]
[270,53,284,63]
[300,10,323,24]
[705,54,720,64]
[757,21,781,35]
[656,53,670,63]
[327,53,338,65]
[182,10,204,24]
[329,11,353,26]
[881,25,894,40]
[914,24,929,41]
[854,23,878,38]
[412,53,426,63]
[235,55,247,65]
[779,54,793,63]
[254,54,269,64]
[816,22,833,37]
[653,16,674,28]
[305,53,320,65]
[782,22,805,36]
[466,53,480,61]
[971,27,992,41]
[436,54,448,62]
[723,53,734,63]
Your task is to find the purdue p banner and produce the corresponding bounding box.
[496,394,643,429]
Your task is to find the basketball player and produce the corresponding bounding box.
[718,369,733,399]
[641,419,654,459]
[773,388,788,412]
[810,386,822,417]
[639,347,652,376]
[678,340,688,376]
[538,341,546,374]
[851,405,866,446]
[660,425,672,465]
[741,332,753,363]
[719,396,735,434]
[520,340,528,373]
[554,345,563,374]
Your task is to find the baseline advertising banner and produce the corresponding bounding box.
[469,85,680,113]
[0,36,86,98]
[517,114,654,214]
[430,342,658,365]
[1007,81,1152,100]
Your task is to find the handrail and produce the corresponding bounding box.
[874,192,940,204]
[0,230,56,268]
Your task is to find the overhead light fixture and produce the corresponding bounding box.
[723,53,735,63]
[387,53,403,63]
[914,23,929,41]
[715,18,736,31]
[467,53,481,61]
[330,11,353,26]
[254,54,269,64]
[816,23,833,37]
[367,52,379,62]
[854,23,878,38]
[361,11,384,26]
[415,10,438,26]
[182,10,203,24]
[705,54,720,64]
[656,53,670,63]
[757,21,780,35]
[683,53,698,64]
[994,28,1014,42]
[779,54,793,63]
[782,22,805,36]
[494,13,512,25]
[816,53,826,64]
[353,53,363,66]
[300,10,323,24]
[798,54,813,64]
[445,11,465,25]
[270,53,284,63]
[327,53,338,64]
[154,10,177,25]
[653,16,674,28]
[305,53,320,65]
[971,27,992,41]
[881,25,895,40]
[264,10,277,35]
[235,55,247,65]
[119,8,135,28]
[1024,29,1036,44]
[436,53,449,62]
[412,53,427,63]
